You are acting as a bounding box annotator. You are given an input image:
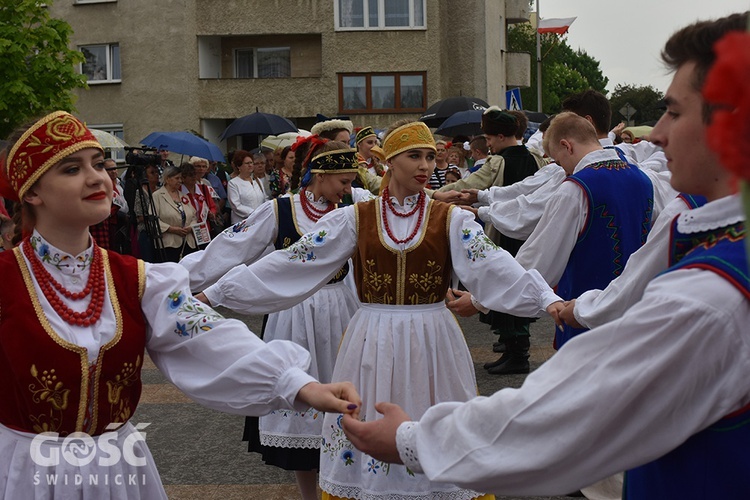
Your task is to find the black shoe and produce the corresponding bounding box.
[483,353,509,370]
[486,356,530,375]
[492,341,506,353]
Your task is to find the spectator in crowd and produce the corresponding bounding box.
[180,162,219,245]
[151,164,197,262]
[268,146,294,198]
[228,150,268,224]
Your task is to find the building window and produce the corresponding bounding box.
[80,44,120,83]
[234,47,291,78]
[339,72,425,113]
[336,0,426,30]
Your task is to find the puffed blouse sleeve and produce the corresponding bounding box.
[448,206,561,316]
[141,261,316,415]
[203,206,358,313]
[179,200,277,291]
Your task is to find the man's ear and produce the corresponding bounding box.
[559,139,574,156]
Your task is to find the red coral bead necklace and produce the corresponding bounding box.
[23,240,106,327]
[300,188,335,222]
[381,187,426,245]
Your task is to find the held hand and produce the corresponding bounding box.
[445,288,479,317]
[296,382,362,419]
[342,402,410,464]
[459,189,479,205]
[432,190,462,204]
[611,121,626,136]
[194,292,211,306]
[546,301,565,326]
[559,299,583,329]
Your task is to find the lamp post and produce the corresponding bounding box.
[536,0,542,113]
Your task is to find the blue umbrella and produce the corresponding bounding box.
[219,111,298,141]
[434,109,484,138]
[140,131,225,162]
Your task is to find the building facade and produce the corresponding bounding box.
[49,0,531,154]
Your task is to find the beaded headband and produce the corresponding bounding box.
[382,122,436,160]
[309,148,360,174]
[3,111,102,201]
[355,126,376,145]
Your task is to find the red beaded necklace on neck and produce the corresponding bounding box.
[23,239,106,327]
[299,188,335,222]
[380,187,426,245]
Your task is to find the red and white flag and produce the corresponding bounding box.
[537,17,577,35]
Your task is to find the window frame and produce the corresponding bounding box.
[334,0,426,31]
[233,46,291,79]
[90,124,126,163]
[79,43,121,84]
[338,72,426,114]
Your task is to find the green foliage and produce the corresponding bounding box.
[0,0,87,139]
[507,24,609,114]
[608,84,665,128]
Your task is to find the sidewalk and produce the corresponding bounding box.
[134,308,576,500]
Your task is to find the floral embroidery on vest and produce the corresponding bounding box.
[361,259,394,304]
[407,260,443,304]
[106,356,142,423]
[28,365,69,433]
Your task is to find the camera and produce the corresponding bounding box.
[124,146,160,166]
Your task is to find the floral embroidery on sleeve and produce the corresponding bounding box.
[167,291,224,338]
[286,230,327,263]
[461,228,498,262]
[223,219,256,237]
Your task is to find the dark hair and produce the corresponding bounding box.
[662,12,749,122]
[561,90,611,135]
[469,136,489,155]
[281,146,293,162]
[231,149,251,169]
[509,110,528,139]
[539,113,556,133]
[318,128,349,141]
[180,162,196,177]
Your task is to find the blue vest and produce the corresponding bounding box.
[555,158,653,348]
[275,196,349,283]
[625,218,750,499]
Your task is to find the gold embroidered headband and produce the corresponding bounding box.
[382,122,436,160]
[309,148,360,174]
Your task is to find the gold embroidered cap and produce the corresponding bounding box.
[309,148,360,174]
[355,126,376,145]
[3,111,103,201]
[382,122,436,160]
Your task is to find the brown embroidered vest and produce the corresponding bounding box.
[0,247,147,436]
[353,198,453,305]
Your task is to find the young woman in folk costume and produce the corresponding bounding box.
[196,120,564,500]
[181,138,370,500]
[0,111,360,499]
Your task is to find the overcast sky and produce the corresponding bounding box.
[538,0,749,94]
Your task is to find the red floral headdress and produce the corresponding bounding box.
[0,111,102,201]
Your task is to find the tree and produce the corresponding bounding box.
[507,24,609,114]
[0,0,87,139]
[608,84,665,128]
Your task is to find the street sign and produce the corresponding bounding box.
[506,88,522,111]
[619,103,637,126]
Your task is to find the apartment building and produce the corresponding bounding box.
[49,0,531,153]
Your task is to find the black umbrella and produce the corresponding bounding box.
[419,96,490,128]
[523,110,549,124]
[219,111,298,141]
[434,109,484,138]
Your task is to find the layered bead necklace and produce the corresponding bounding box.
[23,240,106,327]
[381,187,426,245]
[300,188,335,222]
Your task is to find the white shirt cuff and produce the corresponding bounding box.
[396,421,423,474]
[477,190,489,205]
[477,206,490,222]
[470,294,490,314]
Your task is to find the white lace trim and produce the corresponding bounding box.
[320,478,485,500]
[259,433,321,449]
[677,194,744,234]
[396,422,422,474]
